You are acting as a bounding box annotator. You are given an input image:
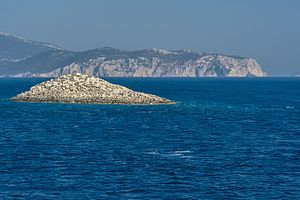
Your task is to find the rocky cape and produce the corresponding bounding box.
[11,73,174,104]
[0,32,267,77]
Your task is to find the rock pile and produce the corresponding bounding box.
[11,73,175,104]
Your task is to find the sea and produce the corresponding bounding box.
[0,78,299,199]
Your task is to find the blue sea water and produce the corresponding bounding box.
[0,78,299,199]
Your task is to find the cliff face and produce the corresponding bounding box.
[26,54,260,77]
[0,33,267,77]
[11,49,267,78]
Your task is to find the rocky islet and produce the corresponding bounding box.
[11,73,175,104]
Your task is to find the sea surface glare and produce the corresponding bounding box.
[0,78,299,199]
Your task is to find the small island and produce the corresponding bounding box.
[11,73,175,105]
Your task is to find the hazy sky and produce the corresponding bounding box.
[1,0,299,75]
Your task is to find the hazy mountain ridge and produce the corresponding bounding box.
[0,32,267,77]
[0,32,63,61]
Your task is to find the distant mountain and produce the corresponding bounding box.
[0,32,267,77]
[292,73,300,77]
[0,32,63,62]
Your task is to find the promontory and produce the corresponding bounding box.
[11,73,175,104]
[0,32,267,78]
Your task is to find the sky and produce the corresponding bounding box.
[0,0,299,76]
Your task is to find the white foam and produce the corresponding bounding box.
[146,151,159,155]
[286,106,294,109]
[167,150,193,158]
[174,150,192,154]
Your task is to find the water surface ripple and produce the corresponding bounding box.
[0,78,299,199]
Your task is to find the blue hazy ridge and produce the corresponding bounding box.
[0,78,299,199]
